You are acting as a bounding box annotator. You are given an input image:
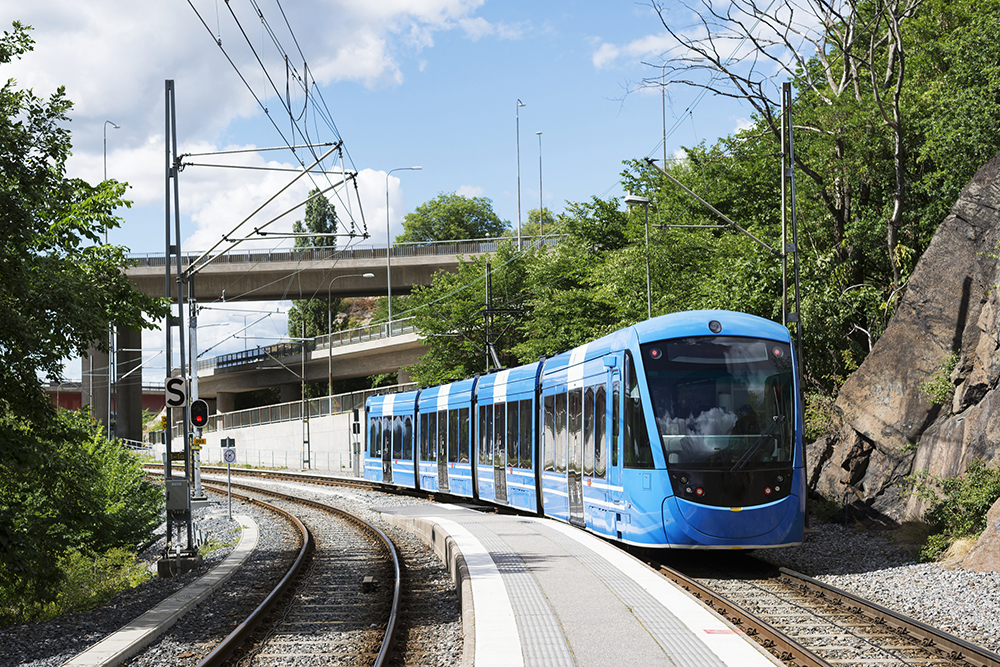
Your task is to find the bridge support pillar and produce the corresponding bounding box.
[216,391,236,413]
[116,327,143,443]
[280,383,301,403]
[82,346,111,434]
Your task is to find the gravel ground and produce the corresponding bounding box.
[754,521,1000,655]
[6,483,1000,666]
[0,496,275,667]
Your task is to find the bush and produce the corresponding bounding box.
[804,391,839,442]
[906,459,1000,561]
[919,351,959,405]
[0,547,151,627]
[0,409,162,605]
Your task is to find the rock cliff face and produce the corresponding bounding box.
[811,152,1000,522]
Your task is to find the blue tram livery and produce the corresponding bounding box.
[364,310,805,549]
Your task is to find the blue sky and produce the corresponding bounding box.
[7,1,757,383]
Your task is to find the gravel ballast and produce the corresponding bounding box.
[6,485,1000,666]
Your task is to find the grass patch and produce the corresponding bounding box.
[199,529,241,557]
[0,547,151,628]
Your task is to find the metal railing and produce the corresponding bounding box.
[127,236,561,267]
[163,382,417,440]
[197,317,417,372]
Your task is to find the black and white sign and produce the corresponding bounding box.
[165,377,187,408]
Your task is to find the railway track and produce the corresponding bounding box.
[148,465,999,667]
[655,553,1000,667]
[197,479,401,667]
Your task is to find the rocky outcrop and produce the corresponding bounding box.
[962,497,1000,572]
[812,152,1000,522]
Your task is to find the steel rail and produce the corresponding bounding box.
[200,478,402,667]
[655,562,829,667]
[779,567,1000,667]
[169,487,312,667]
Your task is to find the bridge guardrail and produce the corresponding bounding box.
[127,236,561,267]
[197,317,417,372]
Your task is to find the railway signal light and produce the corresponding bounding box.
[190,399,209,428]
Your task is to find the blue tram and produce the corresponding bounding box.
[365,310,805,549]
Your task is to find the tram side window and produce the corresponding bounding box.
[543,395,555,472]
[507,401,519,467]
[419,413,428,461]
[426,411,437,462]
[519,399,532,469]
[595,385,607,478]
[555,392,568,473]
[392,416,403,459]
[449,409,459,463]
[493,402,505,467]
[624,354,654,469]
[583,386,595,476]
[370,418,380,457]
[479,404,493,466]
[459,408,470,463]
[402,416,413,460]
[568,388,582,475]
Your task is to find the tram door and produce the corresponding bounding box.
[567,388,584,526]
[494,403,508,503]
[437,410,450,491]
[382,417,393,483]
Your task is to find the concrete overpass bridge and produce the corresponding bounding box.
[196,318,424,412]
[124,237,507,301]
[88,237,530,443]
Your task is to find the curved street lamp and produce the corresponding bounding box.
[385,166,422,336]
[624,195,652,319]
[516,99,525,247]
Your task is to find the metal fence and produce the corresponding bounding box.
[166,382,416,440]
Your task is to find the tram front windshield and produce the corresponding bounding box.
[642,336,795,470]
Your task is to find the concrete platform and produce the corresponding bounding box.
[379,504,782,667]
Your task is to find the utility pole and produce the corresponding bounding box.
[160,79,197,576]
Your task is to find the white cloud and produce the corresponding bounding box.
[591,42,620,69]
[456,184,484,198]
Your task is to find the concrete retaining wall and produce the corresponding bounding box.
[152,411,364,475]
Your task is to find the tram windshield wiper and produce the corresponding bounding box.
[730,415,786,472]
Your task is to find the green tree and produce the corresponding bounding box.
[400,242,529,385]
[288,189,341,340]
[396,192,508,243]
[0,21,166,600]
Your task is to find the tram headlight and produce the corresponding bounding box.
[708,320,723,333]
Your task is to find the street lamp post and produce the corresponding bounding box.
[625,195,652,319]
[328,273,375,395]
[103,120,119,439]
[385,166,422,336]
[536,131,543,236]
[516,99,525,248]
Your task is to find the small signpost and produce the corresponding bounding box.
[221,437,236,520]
